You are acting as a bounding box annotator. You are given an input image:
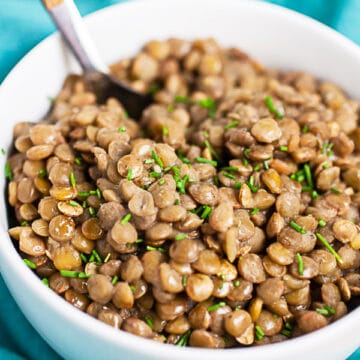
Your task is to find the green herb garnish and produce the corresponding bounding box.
[121,213,132,225]
[316,304,336,317]
[264,95,283,119]
[318,219,327,227]
[174,233,187,241]
[200,205,212,220]
[182,275,187,286]
[38,169,47,178]
[146,245,166,253]
[204,140,219,161]
[302,125,309,134]
[316,233,343,263]
[41,278,49,287]
[151,150,163,168]
[23,258,36,269]
[162,125,169,136]
[290,220,307,234]
[225,120,239,130]
[279,146,288,152]
[330,187,341,194]
[222,172,236,180]
[255,325,265,340]
[69,200,79,207]
[195,157,217,166]
[144,316,154,329]
[118,126,126,133]
[5,162,12,180]
[74,157,82,165]
[177,330,191,347]
[296,253,304,275]
[208,302,226,312]
[69,172,76,188]
[21,220,29,226]
[111,275,119,285]
[250,208,260,215]
[80,253,88,263]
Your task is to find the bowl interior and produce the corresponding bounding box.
[0,1,360,359]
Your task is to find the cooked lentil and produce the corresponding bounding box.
[6,38,360,348]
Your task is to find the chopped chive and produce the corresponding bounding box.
[144,316,154,329]
[69,172,76,188]
[174,95,192,103]
[1,148,6,155]
[263,159,270,170]
[330,187,341,194]
[279,146,288,152]
[250,208,260,215]
[149,172,162,178]
[146,245,166,253]
[92,249,102,264]
[204,140,219,161]
[302,185,313,192]
[177,329,191,347]
[207,302,226,312]
[159,178,165,185]
[174,198,180,205]
[290,220,307,234]
[316,305,336,317]
[234,182,242,189]
[144,159,155,164]
[77,191,90,197]
[200,205,212,220]
[218,283,224,289]
[60,270,79,278]
[255,325,265,340]
[318,219,327,227]
[243,148,251,157]
[316,233,343,263]
[253,164,261,171]
[222,172,236,180]
[281,329,292,337]
[234,280,240,287]
[219,274,226,281]
[284,322,292,330]
[195,157,217,166]
[21,220,29,226]
[225,120,239,130]
[213,176,220,187]
[88,254,95,263]
[38,169,47,178]
[303,164,313,188]
[111,275,119,285]
[80,253,88,263]
[176,149,191,164]
[242,157,249,166]
[311,190,319,199]
[74,157,82,165]
[129,285,136,292]
[174,233,187,241]
[23,258,36,269]
[162,125,169,136]
[41,278,49,287]
[176,175,189,195]
[121,213,132,225]
[151,150,164,168]
[198,98,216,118]
[88,207,97,217]
[69,200,79,207]
[89,190,97,195]
[182,275,187,286]
[127,169,132,181]
[272,313,278,318]
[296,253,304,275]
[167,104,175,112]
[247,175,259,193]
[322,142,333,156]
[118,126,127,133]
[302,125,309,134]
[322,162,330,169]
[82,200,87,208]
[5,162,12,180]
[78,272,90,279]
[96,188,102,199]
[264,95,283,119]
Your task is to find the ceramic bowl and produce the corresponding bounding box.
[0,1,359,359]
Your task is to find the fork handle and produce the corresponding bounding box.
[41,0,108,73]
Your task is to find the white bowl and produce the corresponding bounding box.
[0,0,359,359]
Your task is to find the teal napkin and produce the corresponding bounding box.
[0,1,359,359]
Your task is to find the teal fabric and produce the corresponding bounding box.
[0,1,359,359]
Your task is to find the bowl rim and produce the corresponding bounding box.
[0,0,360,358]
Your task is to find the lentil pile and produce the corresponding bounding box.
[6,38,360,348]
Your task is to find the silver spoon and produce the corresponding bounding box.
[41,0,151,119]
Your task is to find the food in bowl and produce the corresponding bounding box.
[6,38,360,348]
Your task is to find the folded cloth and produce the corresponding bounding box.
[0,1,359,359]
